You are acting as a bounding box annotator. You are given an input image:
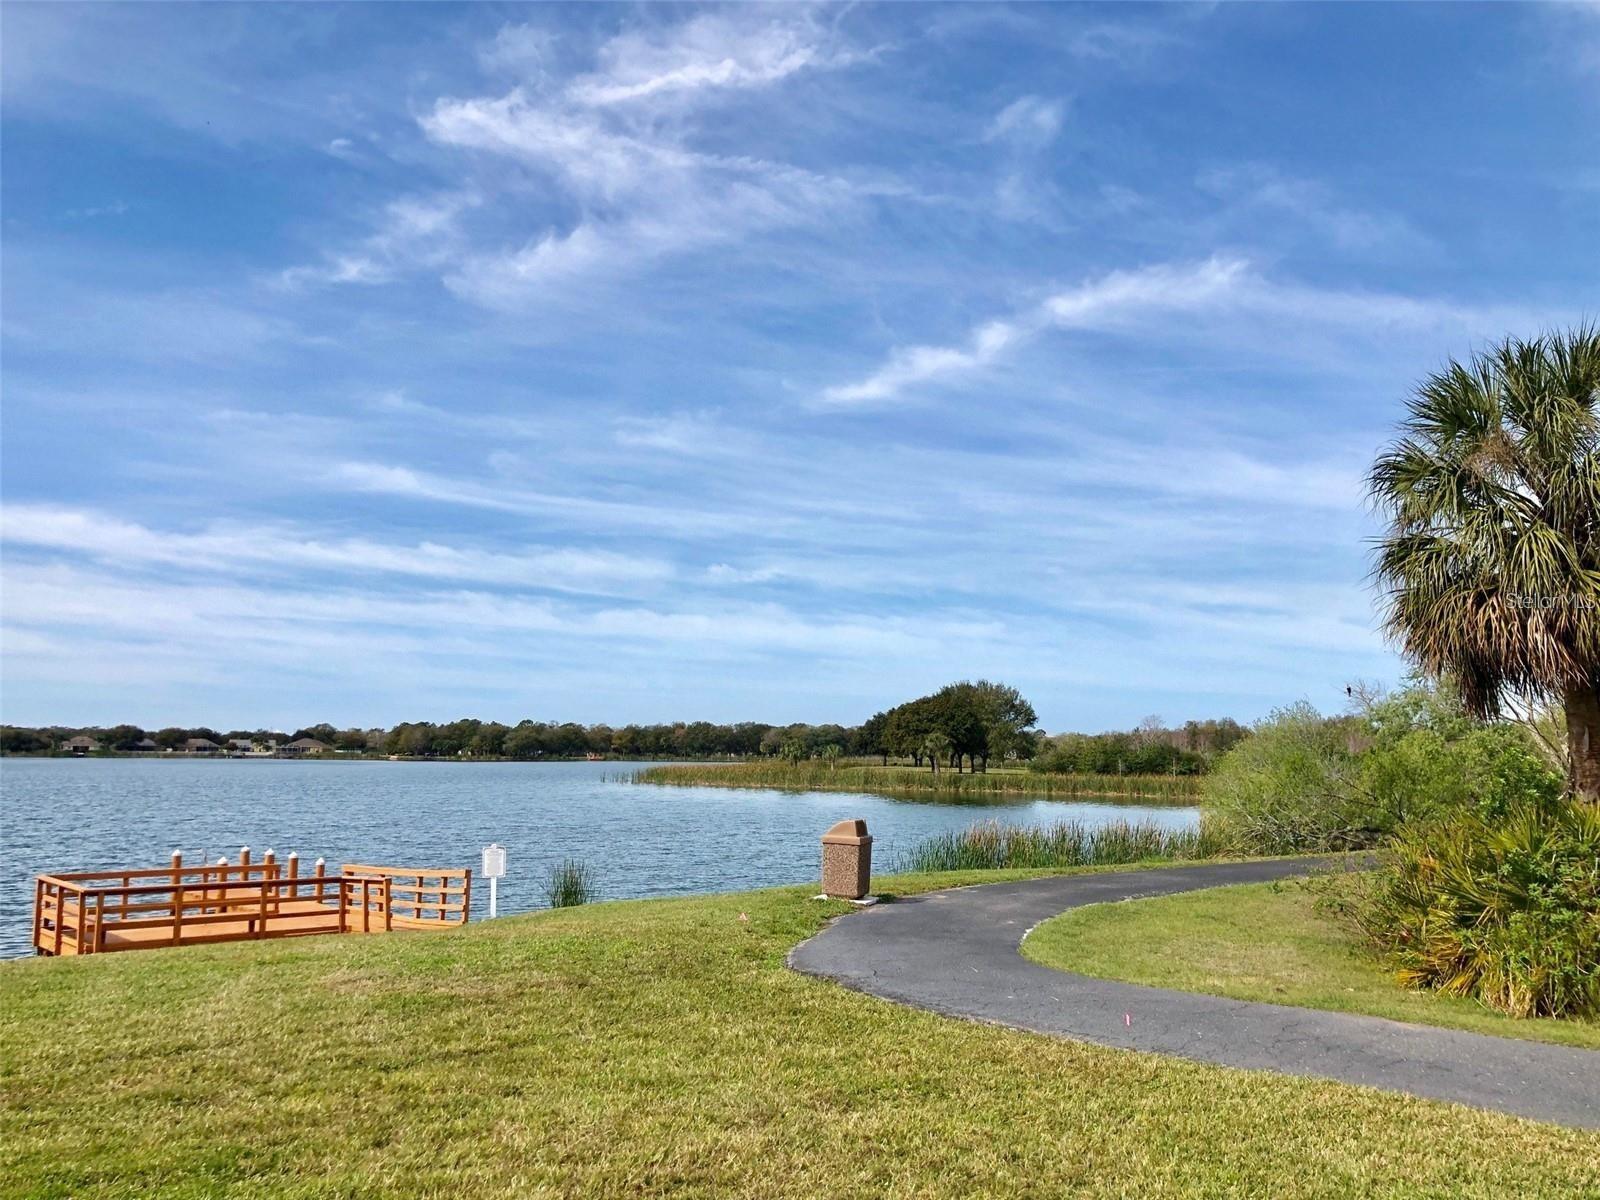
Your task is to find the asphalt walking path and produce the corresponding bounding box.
[788,857,1600,1129]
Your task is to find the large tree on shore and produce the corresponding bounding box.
[1370,327,1600,801]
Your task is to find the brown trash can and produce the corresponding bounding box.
[821,819,873,899]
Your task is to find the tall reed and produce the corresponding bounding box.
[545,858,595,908]
[630,762,1199,804]
[897,818,1214,873]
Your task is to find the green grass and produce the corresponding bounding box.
[631,761,1201,803]
[1022,879,1600,1051]
[3,871,1597,1198]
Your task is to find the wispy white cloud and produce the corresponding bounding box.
[1069,19,1184,66]
[818,318,1024,406]
[1,560,1013,669]
[3,257,317,363]
[1532,1,1600,89]
[278,255,390,288]
[64,200,129,219]
[1042,255,1247,327]
[1195,165,1427,254]
[984,95,1069,223]
[419,90,871,304]
[326,459,798,539]
[611,411,747,456]
[1057,433,1365,513]
[818,257,1247,406]
[277,190,479,289]
[0,504,674,594]
[479,23,558,78]
[281,10,885,307]
[817,255,1558,408]
[985,95,1066,148]
[565,11,860,107]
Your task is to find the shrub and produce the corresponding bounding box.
[897,818,1214,873]
[1357,688,1563,825]
[1201,702,1366,854]
[1202,684,1564,855]
[544,858,595,908]
[1331,798,1600,1018]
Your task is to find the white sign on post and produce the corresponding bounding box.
[482,843,507,918]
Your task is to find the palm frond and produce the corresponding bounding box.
[1370,328,1600,718]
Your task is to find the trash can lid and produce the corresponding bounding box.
[821,818,872,845]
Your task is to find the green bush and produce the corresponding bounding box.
[1200,702,1366,854]
[1202,684,1563,855]
[1357,691,1562,825]
[1330,798,1600,1018]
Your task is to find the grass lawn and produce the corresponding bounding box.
[1022,879,1600,1051]
[3,868,1597,1199]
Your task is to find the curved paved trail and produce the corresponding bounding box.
[789,859,1600,1129]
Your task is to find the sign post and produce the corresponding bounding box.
[481,843,507,918]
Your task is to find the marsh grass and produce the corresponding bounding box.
[632,762,1200,803]
[898,818,1216,872]
[544,858,595,908]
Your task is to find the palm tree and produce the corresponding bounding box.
[1370,327,1600,800]
[921,731,952,777]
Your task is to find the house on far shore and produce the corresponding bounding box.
[132,738,159,753]
[280,737,330,757]
[60,735,101,756]
[183,737,221,755]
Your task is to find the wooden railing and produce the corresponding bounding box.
[340,863,471,928]
[32,850,469,956]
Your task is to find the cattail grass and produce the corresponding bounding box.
[897,818,1215,873]
[631,762,1199,804]
[545,858,595,908]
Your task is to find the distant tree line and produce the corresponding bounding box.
[0,687,1248,773]
[1030,715,1250,776]
[0,718,869,760]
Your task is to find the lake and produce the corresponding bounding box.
[0,758,1199,958]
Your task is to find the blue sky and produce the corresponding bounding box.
[2,3,1596,732]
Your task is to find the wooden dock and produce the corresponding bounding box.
[32,849,470,956]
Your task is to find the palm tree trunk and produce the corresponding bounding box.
[1565,683,1600,802]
